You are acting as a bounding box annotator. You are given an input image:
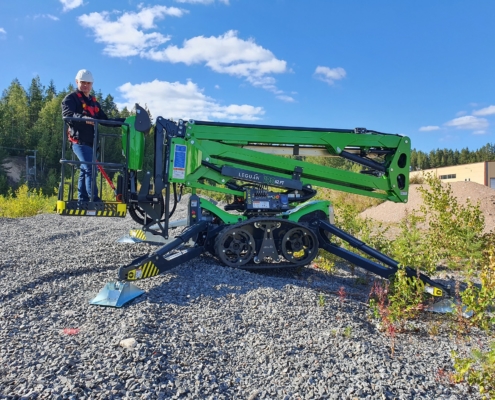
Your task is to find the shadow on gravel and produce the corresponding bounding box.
[140,255,375,308]
[0,263,118,305]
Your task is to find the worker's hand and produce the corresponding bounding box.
[82,116,95,125]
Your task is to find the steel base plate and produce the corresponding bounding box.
[89,281,145,307]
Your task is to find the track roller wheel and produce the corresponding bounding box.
[281,227,318,265]
[215,228,255,267]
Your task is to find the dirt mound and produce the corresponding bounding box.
[360,181,495,233]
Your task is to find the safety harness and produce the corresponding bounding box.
[67,91,100,145]
[76,91,100,117]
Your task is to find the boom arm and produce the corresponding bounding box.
[159,119,411,204]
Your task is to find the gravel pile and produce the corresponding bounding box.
[360,181,495,234]
[0,202,489,399]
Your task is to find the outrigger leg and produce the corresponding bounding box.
[315,219,450,297]
[90,221,208,307]
[117,221,209,281]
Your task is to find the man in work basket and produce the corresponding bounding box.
[61,69,124,202]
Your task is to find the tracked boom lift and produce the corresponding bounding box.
[58,105,449,306]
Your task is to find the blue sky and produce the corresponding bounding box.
[1,0,494,153]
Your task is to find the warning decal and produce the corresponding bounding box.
[172,144,187,179]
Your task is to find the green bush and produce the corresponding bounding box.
[370,267,427,328]
[409,174,424,184]
[391,211,439,275]
[417,174,485,270]
[460,250,495,332]
[452,341,495,399]
[0,184,57,217]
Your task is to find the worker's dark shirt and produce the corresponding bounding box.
[61,90,123,146]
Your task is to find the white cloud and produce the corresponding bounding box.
[145,30,287,83]
[145,30,288,95]
[444,115,489,130]
[419,125,440,132]
[78,6,186,57]
[473,130,487,135]
[60,0,84,12]
[473,105,495,116]
[78,9,288,94]
[276,95,296,103]
[33,14,60,21]
[116,79,265,121]
[174,0,229,4]
[0,28,6,34]
[314,66,346,85]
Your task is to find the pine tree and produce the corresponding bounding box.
[120,107,131,119]
[45,80,57,101]
[0,79,30,150]
[27,76,45,130]
[35,92,66,179]
[0,147,10,195]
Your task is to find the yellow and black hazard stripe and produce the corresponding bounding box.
[126,261,160,281]
[56,200,126,217]
[129,229,147,241]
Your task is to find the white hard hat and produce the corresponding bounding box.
[75,69,94,83]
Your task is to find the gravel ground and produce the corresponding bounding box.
[0,202,490,399]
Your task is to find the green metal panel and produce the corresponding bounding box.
[168,138,202,183]
[121,116,144,170]
[282,200,331,222]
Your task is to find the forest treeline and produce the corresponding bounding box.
[1,76,495,196]
[410,145,495,171]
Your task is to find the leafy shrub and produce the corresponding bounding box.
[0,184,56,217]
[317,187,383,213]
[460,249,495,331]
[387,267,428,323]
[409,174,424,184]
[313,249,336,273]
[452,341,495,399]
[417,174,485,270]
[391,210,439,275]
[370,267,427,327]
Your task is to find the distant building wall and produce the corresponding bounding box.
[410,161,495,188]
[488,162,495,188]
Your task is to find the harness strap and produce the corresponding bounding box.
[68,91,100,144]
[76,91,100,117]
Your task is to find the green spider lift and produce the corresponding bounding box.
[59,104,450,307]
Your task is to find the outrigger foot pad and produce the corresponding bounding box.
[426,298,473,318]
[89,281,145,307]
